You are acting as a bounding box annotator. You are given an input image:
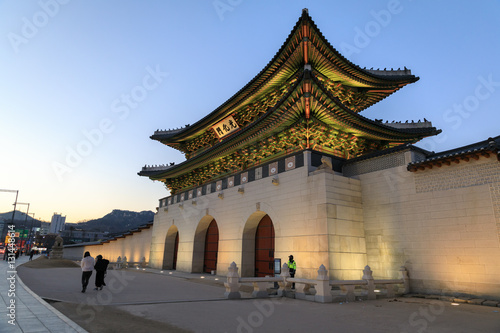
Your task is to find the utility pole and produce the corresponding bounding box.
[0,189,19,225]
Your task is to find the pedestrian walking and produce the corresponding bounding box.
[94,255,109,291]
[29,249,35,261]
[80,251,94,293]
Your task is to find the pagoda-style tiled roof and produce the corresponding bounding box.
[151,9,427,152]
[407,135,500,172]
[140,9,441,193]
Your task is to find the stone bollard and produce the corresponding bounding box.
[224,262,241,299]
[314,264,332,303]
[278,263,291,297]
[399,266,410,294]
[139,257,147,268]
[362,265,376,300]
[123,256,128,269]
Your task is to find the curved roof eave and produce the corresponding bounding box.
[310,73,441,140]
[141,77,305,180]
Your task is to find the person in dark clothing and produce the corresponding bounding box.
[94,255,109,291]
[288,255,296,289]
[29,249,35,260]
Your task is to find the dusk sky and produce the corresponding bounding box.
[1,0,499,222]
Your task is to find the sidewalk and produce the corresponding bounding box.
[0,254,87,332]
[12,260,500,333]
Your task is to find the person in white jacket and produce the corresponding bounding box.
[80,251,95,293]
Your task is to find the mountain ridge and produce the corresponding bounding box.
[0,209,155,234]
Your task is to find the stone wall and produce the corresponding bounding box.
[358,155,500,299]
[149,151,366,280]
[63,227,153,263]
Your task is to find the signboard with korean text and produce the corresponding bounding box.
[212,115,240,138]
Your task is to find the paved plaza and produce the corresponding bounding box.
[2,256,500,332]
[1,255,86,332]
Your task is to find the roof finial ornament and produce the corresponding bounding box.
[302,8,309,14]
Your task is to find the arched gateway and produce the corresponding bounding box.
[241,213,275,277]
[192,216,219,273]
[163,226,179,270]
[203,220,219,273]
[254,215,275,277]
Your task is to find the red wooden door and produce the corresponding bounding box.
[203,220,219,273]
[173,232,179,270]
[255,215,274,277]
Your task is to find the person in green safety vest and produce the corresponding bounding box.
[287,255,296,289]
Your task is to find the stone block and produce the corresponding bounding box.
[482,300,499,307]
[317,203,337,219]
[453,298,469,303]
[467,299,486,305]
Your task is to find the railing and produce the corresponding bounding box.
[224,262,409,303]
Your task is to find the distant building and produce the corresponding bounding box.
[49,213,66,234]
[39,222,50,236]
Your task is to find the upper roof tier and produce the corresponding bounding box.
[139,9,441,192]
[151,9,431,154]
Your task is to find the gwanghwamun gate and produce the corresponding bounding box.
[65,9,500,300]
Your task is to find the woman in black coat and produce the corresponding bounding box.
[94,255,109,290]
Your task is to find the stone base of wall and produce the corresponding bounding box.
[411,279,500,301]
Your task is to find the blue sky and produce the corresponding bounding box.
[1,0,499,222]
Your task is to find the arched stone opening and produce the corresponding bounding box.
[192,215,219,273]
[163,225,179,270]
[241,212,274,277]
[203,220,219,273]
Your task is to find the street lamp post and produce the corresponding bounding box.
[28,213,35,252]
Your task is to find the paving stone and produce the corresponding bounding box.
[482,300,499,307]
